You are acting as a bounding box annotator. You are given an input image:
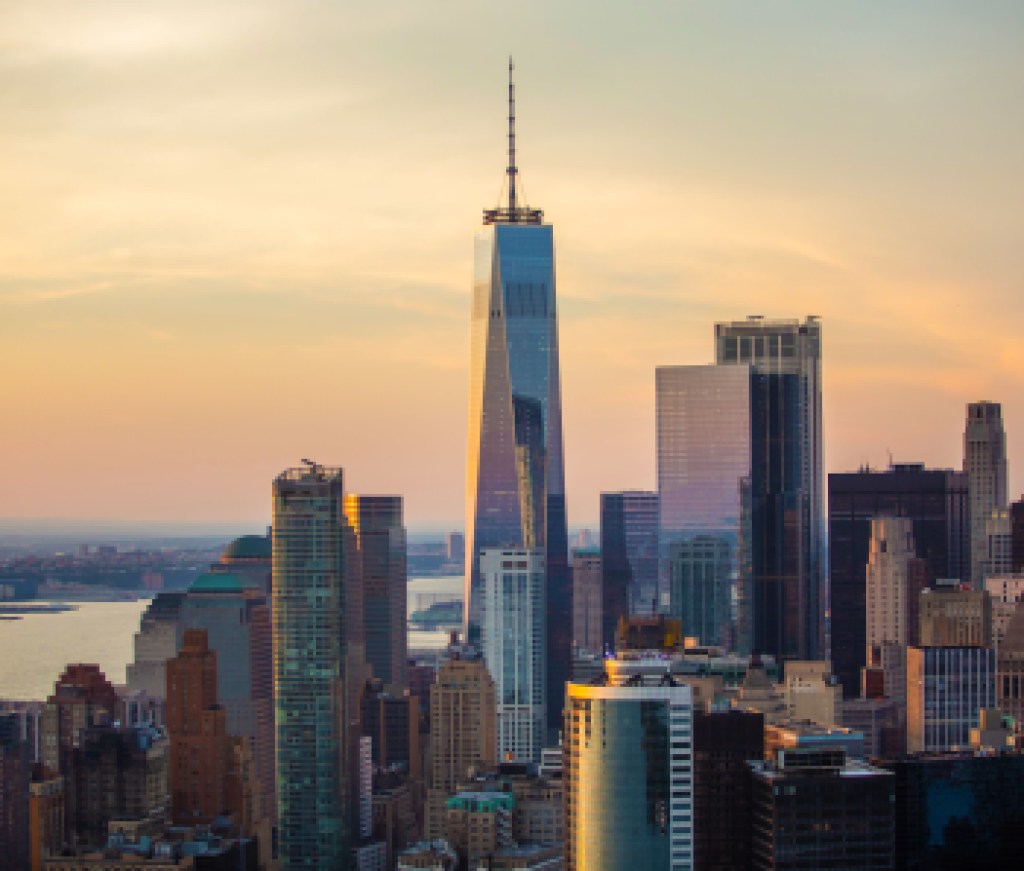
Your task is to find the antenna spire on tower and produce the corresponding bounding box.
[483,58,543,225]
[507,56,517,212]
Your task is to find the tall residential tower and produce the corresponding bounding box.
[465,61,569,736]
[272,462,354,870]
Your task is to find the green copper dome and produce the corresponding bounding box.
[221,534,271,561]
[189,572,247,594]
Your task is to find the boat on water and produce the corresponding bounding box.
[408,599,463,630]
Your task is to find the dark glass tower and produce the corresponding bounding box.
[344,495,407,690]
[715,317,824,662]
[828,463,969,697]
[601,491,659,617]
[465,61,569,736]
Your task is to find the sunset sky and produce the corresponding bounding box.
[2,1,1022,530]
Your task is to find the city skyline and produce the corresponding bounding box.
[3,2,1024,529]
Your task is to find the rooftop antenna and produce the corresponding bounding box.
[483,58,542,225]
[507,56,517,212]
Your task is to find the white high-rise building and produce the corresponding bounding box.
[479,548,546,763]
[564,655,694,870]
[964,401,1008,586]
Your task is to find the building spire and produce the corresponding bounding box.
[483,58,543,226]
[507,56,517,212]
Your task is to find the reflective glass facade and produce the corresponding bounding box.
[466,219,569,735]
[564,669,693,870]
[715,318,823,662]
[656,365,751,647]
[669,535,732,647]
[906,645,995,752]
[344,494,407,690]
[272,465,350,870]
[601,491,660,616]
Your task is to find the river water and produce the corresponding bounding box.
[0,576,463,701]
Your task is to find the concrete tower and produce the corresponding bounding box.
[964,401,1008,586]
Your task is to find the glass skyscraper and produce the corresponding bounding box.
[715,316,823,662]
[272,463,352,870]
[657,364,752,649]
[465,62,569,736]
[564,656,694,870]
[344,494,407,690]
[601,490,660,616]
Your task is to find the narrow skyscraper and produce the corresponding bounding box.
[964,401,1008,586]
[272,462,353,870]
[600,490,659,615]
[344,494,407,690]
[479,548,546,763]
[465,60,569,736]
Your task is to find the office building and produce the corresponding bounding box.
[714,317,823,663]
[983,508,1013,580]
[748,747,894,870]
[600,491,659,615]
[344,495,407,690]
[668,534,732,647]
[692,709,763,871]
[829,463,969,697]
[964,401,1008,586]
[178,571,274,827]
[986,573,1024,643]
[656,364,751,648]
[217,534,273,597]
[564,655,694,870]
[886,752,1024,869]
[570,547,602,654]
[126,592,185,700]
[40,664,119,779]
[465,62,569,738]
[865,516,928,700]
[426,651,497,839]
[444,791,515,869]
[479,549,545,763]
[783,661,842,727]
[907,646,995,752]
[66,723,168,849]
[30,773,64,871]
[997,605,1024,727]
[840,696,904,758]
[918,584,992,647]
[1,713,30,871]
[272,462,353,870]
[359,678,421,780]
[1013,496,1024,572]
[165,629,232,825]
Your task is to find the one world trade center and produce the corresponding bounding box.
[465,60,569,737]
